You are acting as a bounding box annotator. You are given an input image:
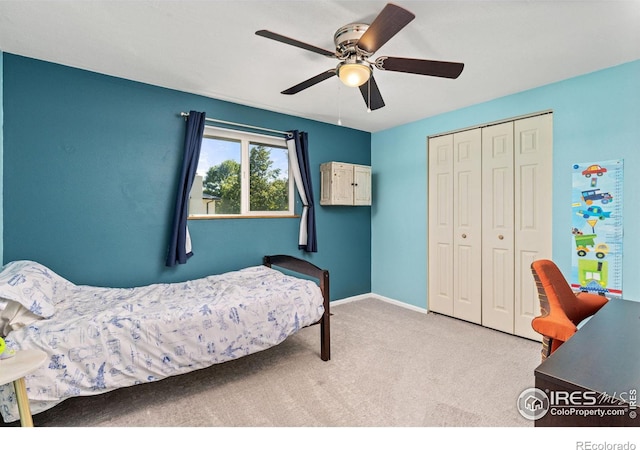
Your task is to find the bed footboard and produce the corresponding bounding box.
[263,255,330,361]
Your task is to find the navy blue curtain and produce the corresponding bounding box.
[166,110,206,266]
[286,130,317,252]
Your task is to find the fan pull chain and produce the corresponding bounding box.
[337,84,343,125]
[367,79,371,113]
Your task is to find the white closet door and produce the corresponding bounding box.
[428,113,553,339]
[514,114,553,340]
[452,129,482,323]
[428,134,454,315]
[481,122,515,333]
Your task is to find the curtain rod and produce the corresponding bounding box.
[180,112,292,138]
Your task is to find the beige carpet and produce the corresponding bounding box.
[14,298,541,427]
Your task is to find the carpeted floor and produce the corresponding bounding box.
[8,298,542,427]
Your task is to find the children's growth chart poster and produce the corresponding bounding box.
[570,159,623,296]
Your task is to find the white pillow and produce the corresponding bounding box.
[0,300,41,336]
[0,260,65,318]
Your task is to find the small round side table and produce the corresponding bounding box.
[0,349,47,427]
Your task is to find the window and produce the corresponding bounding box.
[188,127,294,218]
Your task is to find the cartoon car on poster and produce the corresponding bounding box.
[582,164,607,177]
[574,234,610,258]
[581,189,613,205]
[577,205,611,220]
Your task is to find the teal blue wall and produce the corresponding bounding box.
[371,60,640,309]
[6,54,638,307]
[2,54,371,300]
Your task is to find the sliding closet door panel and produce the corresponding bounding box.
[481,122,515,333]
[428,134,454,315]
[514,114,553,340]
[453,129,482,323]
[518,250,541,341]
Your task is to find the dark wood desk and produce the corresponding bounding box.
[534,298,640,427]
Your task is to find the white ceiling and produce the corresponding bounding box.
[1,1,639,133]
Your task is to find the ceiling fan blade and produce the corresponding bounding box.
[256,30,336,58]
[358,76,385,111]
[281,69,337,95]
[376,56,464,79]
[357,3,415,54]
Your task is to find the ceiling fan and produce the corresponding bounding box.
[255,3,464,111]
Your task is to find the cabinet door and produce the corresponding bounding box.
[513,114,552,341]
[452,129,482,324]
[428,134,454,316]
[481,122,515,334]
[353,165,372,205]
[320,164,332,205]
[331,163,354,205]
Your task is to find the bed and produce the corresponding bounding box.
[0,254,330,423]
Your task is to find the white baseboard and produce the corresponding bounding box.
[329,293,372,306]
[331,292,429,315]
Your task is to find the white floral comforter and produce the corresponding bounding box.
[0,265,324,423]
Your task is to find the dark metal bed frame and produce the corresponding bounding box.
[263,255,330,361]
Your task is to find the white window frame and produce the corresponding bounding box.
[189,126,295,219]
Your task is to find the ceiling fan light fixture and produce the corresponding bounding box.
[257,3,463,111]
[337,60,371,87]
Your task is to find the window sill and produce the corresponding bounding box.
[188,214,301,220]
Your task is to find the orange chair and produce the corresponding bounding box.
[530,259,609,361]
